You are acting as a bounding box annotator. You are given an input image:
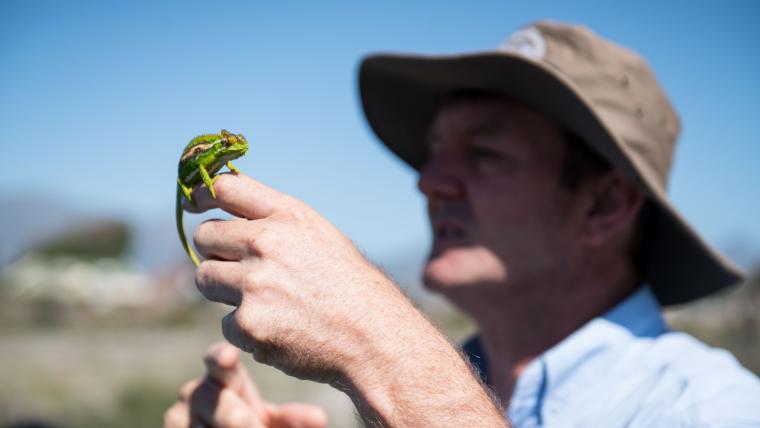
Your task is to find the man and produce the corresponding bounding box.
[164,21,760,427]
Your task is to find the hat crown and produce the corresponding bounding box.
[515,21,682,190]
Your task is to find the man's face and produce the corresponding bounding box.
[419,97,584,299]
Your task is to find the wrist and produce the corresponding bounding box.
[335,291,505,426]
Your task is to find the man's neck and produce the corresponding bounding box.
[451,270,639,407]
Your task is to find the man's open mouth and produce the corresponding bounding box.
[435,223,465,240]
[432,220,468,243]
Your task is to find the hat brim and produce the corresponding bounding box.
[358,52,744,305]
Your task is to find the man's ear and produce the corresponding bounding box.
[582,170,644,248]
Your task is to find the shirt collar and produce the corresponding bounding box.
[462,286,667,423]
[540,286,667,422]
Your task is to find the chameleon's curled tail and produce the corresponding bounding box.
[176,185,201,267]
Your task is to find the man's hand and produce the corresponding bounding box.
[185,173,416,385]
[183,173,508,427]
[163,342,327,428]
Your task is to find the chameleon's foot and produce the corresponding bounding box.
[178,179,196,205]
[199,165,217,199]
[207,175,224,199]
[227,162,240,174]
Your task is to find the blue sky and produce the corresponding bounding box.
[1,1,759,266]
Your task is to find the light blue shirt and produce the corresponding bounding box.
[463,287,760,427]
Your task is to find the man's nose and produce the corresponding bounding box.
[417,152,465,199]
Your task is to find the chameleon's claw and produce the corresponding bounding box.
[177,179,196,205]
[227,162,240,174]
[199,164,217,199]
[209,176,220,198]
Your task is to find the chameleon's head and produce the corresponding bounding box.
[220,129,249,159]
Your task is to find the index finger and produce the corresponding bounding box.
[203,342,261,406]
[183,173,292,220]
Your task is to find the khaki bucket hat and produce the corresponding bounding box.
[358,20,744,305]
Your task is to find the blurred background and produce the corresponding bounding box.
[1,1,758,426]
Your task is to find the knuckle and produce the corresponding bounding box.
[289,195,309,211]
[245,265,287,307]
[222,310,251,352]
[194,219,223,247]
[214,173,234,196]
[242,234,261,256]
[192,221,210,246]
[223,307,273,358]
[253,224,278,251]
[287,202,313,223]
[241,261,274,294]
[234,307,256,338]
[241,269,260,294]
[194,261,215,289]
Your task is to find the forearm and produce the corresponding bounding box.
[337,291,508,427]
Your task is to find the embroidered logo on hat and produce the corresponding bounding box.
[498,26,546,60]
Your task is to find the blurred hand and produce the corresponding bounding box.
[184,173,419,385]
[163,341,327,428]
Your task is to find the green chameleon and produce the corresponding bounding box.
[176,129,249,266]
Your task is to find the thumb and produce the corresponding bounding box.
[203,341,261,406]
[186,173,292,220]
[265,402,328,428]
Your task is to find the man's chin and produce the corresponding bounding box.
[422,254,477,292]
[422,246,508,293]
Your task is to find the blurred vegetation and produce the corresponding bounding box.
[31,220,130,261]
[73,378,177,428]
[0,298,357,428]
[0,258,757,427]
[0,297,209,333]
[0,377,178,428]
[666,265,760,374]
